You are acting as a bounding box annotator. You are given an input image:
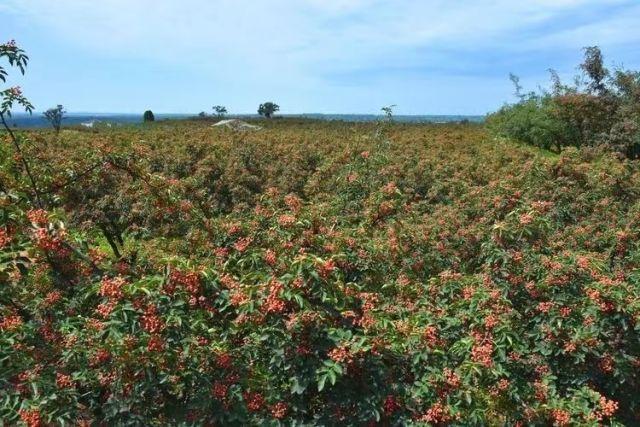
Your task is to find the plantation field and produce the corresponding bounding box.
[2,119,640,425]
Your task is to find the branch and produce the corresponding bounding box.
[38,161,103,195]
[0,111,43,207]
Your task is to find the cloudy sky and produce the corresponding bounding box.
[2,0,640,115]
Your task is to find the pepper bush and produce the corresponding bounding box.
[2,45,640,427]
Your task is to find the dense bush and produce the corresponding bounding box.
[2,118,640,425]
[488,47,640,158]
[3,40,640,426]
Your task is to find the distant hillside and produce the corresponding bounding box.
[5,112,484,128]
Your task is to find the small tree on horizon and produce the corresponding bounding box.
[258,102,279,119]
[143,110,155,122]
[213,105,227,118]
[43,104,65,133]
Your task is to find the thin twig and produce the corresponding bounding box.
[0,111,43,207]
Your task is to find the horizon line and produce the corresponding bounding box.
[10,111,488,117]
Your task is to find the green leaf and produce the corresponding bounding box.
[317,375,327,392]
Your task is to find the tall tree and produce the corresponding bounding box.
[258,102,279,119]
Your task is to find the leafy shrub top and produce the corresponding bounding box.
[488,47,640,159]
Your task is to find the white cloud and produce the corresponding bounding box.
[530,6,640,49]
[6,0,638,61]
[3,0,639,113]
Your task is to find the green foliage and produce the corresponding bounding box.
[489,47,640,158]
[143,110,155,122]
[258,102,279,119]
[0,40,41,209]
[0,39,33,116]
[487,96,567,152]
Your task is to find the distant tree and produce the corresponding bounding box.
[43,104,65,133]
[258,102,279,119]
[143,110,155,122]
[198,111,207,118]
[213,105,227,118]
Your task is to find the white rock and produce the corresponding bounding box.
[212,119,261,131]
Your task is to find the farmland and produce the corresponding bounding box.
[2,118,640,425]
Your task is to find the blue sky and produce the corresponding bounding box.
[1,0,640,115]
